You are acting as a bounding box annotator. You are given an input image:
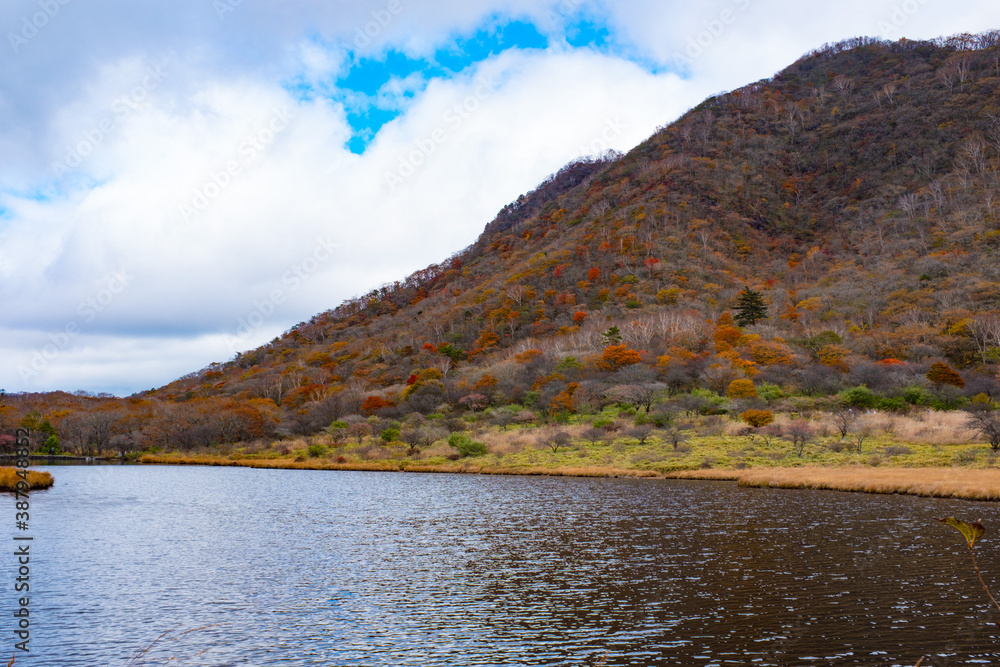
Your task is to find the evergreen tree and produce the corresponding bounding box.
[733,286,768,327]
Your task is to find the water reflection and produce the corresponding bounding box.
[23,467,1000,666]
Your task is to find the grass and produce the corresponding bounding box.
[135,408,1000,500]
[730,467,1000,501]
[0,467,53,491]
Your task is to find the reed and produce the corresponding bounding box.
[0,467,53,491]
[731,467,1000,501]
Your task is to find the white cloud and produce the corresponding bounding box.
[2,0,1000,394]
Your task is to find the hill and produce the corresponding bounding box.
[4,32,1000,455]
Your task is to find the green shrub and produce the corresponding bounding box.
[875,396,908,412]
[757,383,784,402]
[840,386,878,409]
[307,443,326,458]
[592,417,614,429]
[447,433,488,457]
[380,428,400,442]
[903,386,932,405]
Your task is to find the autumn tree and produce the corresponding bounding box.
[740,409,774,428]
[927,362,965,388]
[726,379,758,399]
[601,345,642,371]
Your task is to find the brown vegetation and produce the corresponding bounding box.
[0,467,53,491]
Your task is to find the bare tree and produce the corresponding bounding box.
[626,425,654,445]
[966,408,1000,451]
[968,313,1000,364]
[660,424,689,450]
[539,430,571,453]
[850,419,875,454]
[832,75,854,101]
[832,407,858,439]
[783,420,815,456]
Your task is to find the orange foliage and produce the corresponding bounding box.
[726,378,758,399]
[549,382,580,415]
[474,375,499,392]
[573,311,588,324]
[717,312,737,328]
[361,395,393,414]
[749,340,795,366]
[600,345,642,370]
[714,326,742,348]
[817,344,850,372]
[588,267,600,281]
[514,349,544,364]
[421,342,437,353]
[927,362,965,387]
[476,331,500,349]
[740,409,774,428]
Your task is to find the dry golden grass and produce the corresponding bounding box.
[810,409,978,446]
[0,467,53,491]
[733,467,1000,501]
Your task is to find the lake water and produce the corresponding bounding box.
[10,465,1000,666]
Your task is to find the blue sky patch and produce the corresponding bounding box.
[327,18,551,154]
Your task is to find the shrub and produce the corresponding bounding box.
[307,443,326,458]
[601,344,642,370]
[903,386,932,405]
[448,433,488,457]
[726,379,758,399]
[380,428,400,442]
[927,362,965,388]
[840,386,878,409]
[875,396,908,412]
[740,409,775,428]
[757,383,784,401]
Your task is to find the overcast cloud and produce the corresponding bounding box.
[1,0,998,395]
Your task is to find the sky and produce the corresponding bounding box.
[1,0,998,396]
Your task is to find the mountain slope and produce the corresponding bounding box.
[6,32,1000,450]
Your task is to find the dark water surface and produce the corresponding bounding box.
[11,465,1000,666]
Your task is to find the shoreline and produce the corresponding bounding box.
[137,455,1000,501]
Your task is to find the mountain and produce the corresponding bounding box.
[5,32,1000,453]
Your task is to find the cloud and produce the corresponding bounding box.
[2,0,999,394]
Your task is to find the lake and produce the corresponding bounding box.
[12,465,1000,665]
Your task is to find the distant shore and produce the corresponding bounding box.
[138,454,1000,501]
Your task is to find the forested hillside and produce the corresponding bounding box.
[5,32,1000,456]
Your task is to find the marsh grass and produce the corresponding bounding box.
[138,407,1000,498]
[0,467,53,491]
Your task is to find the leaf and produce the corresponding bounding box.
[938,517,986,548]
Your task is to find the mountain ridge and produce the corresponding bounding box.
[4,30,1000,452]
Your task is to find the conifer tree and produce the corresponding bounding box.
[734,286,768,327]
